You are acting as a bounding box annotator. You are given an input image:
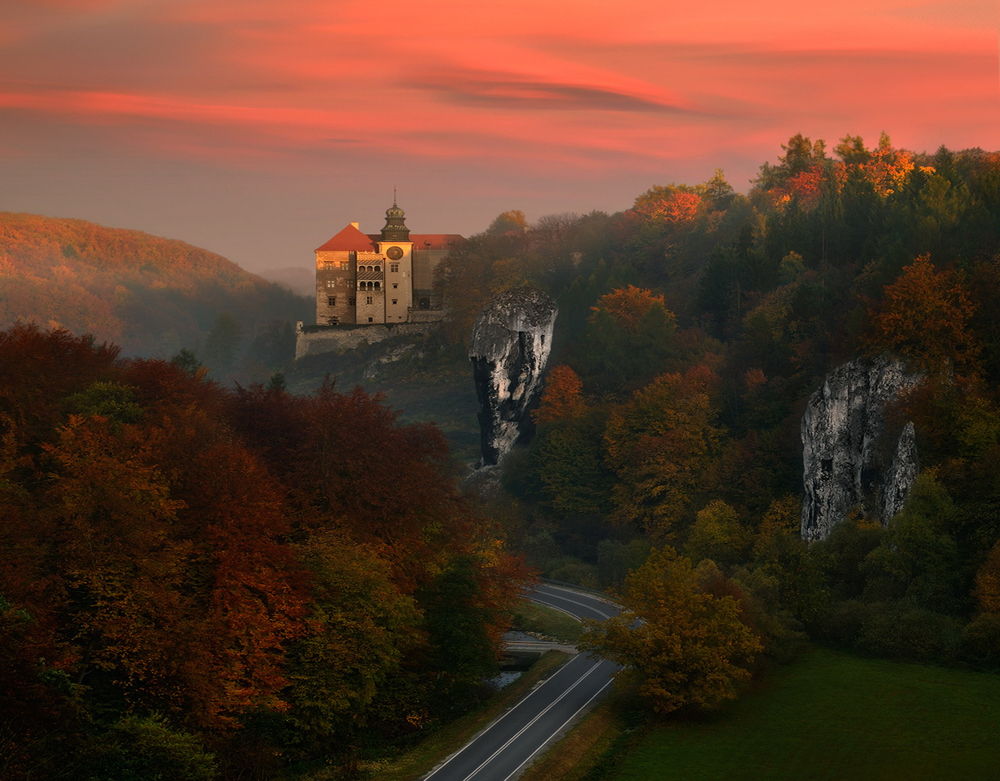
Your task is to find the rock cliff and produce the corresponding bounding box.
[801,356,921,541]
[469,287,557,466]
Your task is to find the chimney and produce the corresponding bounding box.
[350,221,360,229]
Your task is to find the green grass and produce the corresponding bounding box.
[511,600,586,645]
[363,651,570,781]
[606,647,1000,781]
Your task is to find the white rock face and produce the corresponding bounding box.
[801,356,921,541]
[469,287,557,466]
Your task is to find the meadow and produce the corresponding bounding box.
[605,648,1000,781]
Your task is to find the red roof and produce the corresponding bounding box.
[316,224,464,253]
[315,223,377,252]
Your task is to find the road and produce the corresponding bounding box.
[422,583,621,781]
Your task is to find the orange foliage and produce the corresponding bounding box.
[0,325,526,744]
[590,285,673,333]
[866,255,978,375]
[786,167,824,210]
[534,364,584,424]
[631,187,704,224]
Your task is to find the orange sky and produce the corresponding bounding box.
[1,0,997,271]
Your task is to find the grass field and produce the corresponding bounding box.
[511,600,586,645]
[605,647,1000,781]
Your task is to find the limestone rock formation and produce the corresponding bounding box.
[801,356,921,541]
[470,287,557,466]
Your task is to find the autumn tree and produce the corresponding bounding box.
[590,285,673,333]
[866,255,978,375]
[685,499,751,567]
[485,210,528,235]
[603,366,724,537]
[581,547,762,714]
[631,185,704,225]
[533,364,584,424]
[577,287,680,392]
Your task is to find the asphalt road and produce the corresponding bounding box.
[422,583,621,781]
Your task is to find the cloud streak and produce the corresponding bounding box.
[404,68,696,114]
[0,0,997,271]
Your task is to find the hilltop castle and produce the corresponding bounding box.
[313,200,463,326]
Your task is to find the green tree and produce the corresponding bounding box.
[685,499,750,567]
[603,367,724,537]
[862,473,964,612]
[283,533,419,759]
[582,547,762,714]
[532,412,613,517]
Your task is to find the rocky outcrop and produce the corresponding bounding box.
[801,356,921,541]
[470,287,557,466]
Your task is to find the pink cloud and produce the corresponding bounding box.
[1,0,997,264]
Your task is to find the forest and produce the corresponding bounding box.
[434,133,1000,710]
[0,213,310,378]
[2,132,999,776]
[0,325,525,778]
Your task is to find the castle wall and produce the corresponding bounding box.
[295,321,436,360]
[315,250,356,325]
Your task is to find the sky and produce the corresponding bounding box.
[1,0,998,273]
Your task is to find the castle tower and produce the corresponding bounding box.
[376,196,414,322]
[380,195,411,242]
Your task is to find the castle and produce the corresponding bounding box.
[313,200,463,326]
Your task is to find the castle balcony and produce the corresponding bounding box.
[357,267,384,281]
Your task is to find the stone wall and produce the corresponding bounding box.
[294,321,436,360]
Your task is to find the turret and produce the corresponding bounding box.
[380,196,410,242]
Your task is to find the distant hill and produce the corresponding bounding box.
[257,265,315,297]
[0,213,311,371]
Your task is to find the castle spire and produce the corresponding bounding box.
[381,192,409,241]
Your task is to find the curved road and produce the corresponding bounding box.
[423,583,620,781]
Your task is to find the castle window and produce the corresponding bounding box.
[327,295,336,306]
[392,283,398,289]
[339,261,349,270]
[367,317,374,323]
[374,281,380,289]
[322,261,334,269]
[390,263,399,273]
[392,298,398,305]
[326,280,335,288]
[366,296,373,304]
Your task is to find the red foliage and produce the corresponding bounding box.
[534,364,585,424]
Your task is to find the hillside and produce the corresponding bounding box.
[0,213,311,371]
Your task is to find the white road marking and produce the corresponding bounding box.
[499,676,615,781]
[460,661,605,781]
[532,590,616,620]
[423,586,620,780]
[422,656,593,780]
